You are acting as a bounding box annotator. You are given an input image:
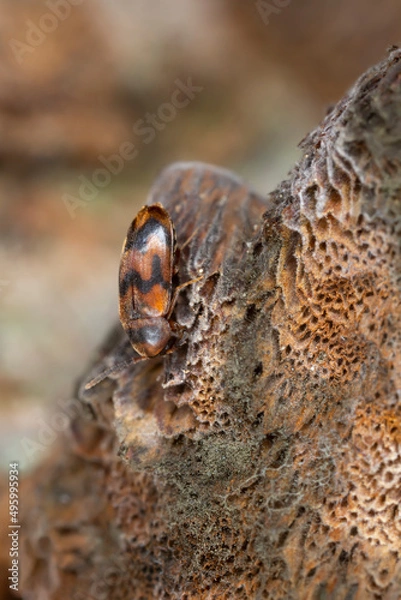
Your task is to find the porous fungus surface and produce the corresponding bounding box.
[21,49,401,599]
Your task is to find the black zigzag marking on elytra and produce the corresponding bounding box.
[119,270,134,297]
[134,217,172,253]
[119,254,170,297]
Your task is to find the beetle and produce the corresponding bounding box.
[119,203,198,358]
[83,203,201,392]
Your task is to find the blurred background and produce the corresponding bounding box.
[1,0,400,470]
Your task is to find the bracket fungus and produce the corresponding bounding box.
[20,48,401,599]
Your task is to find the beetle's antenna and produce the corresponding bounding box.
[83,355,145,391]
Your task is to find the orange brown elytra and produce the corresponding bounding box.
[119,203,197,359]
[82,202,201,391]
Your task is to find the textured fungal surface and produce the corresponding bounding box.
[21,49,401,599]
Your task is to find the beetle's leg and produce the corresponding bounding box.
[167,274,204,319]
[180,225,200,251]
[173,225,200,276]
[162,321,187,353]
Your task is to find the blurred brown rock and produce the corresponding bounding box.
[227,0,401,105]
[0,0,132,167]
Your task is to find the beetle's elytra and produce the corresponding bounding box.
[119,203,180,358]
